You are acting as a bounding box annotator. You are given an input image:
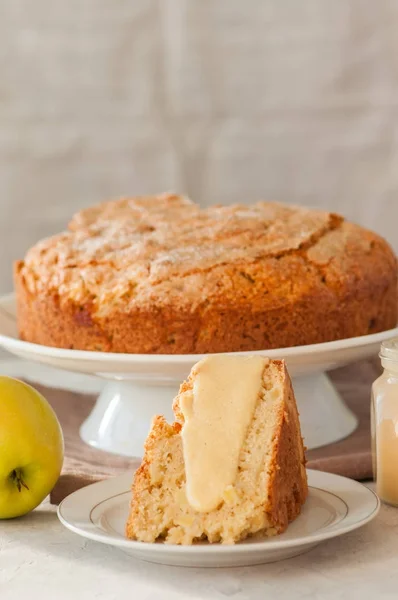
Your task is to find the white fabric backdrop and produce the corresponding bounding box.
[1,0,397,293]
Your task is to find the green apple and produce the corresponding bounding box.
[0,376,64,518]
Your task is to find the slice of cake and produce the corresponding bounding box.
[126,356,308,545]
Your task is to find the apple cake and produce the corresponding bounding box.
[14,193,397,353]
[126,355,308,544]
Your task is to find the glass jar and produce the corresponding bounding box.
[372,339,398,506]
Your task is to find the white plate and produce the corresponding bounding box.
[57,470,380,568]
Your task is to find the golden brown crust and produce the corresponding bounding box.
[15,194,397,353]
[265,362,308,531]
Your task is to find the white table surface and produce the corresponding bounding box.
[1,357,398,600]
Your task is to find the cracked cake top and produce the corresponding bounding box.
[18,193,393,318]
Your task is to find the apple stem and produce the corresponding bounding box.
[10,469,29,492]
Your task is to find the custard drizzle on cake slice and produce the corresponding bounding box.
[180,355,268,513]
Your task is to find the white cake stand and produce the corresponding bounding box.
[0,293,396,457]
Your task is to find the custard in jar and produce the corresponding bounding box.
[372,339,398,506]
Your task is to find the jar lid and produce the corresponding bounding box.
[380,338,398,361]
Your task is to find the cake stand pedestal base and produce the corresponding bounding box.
[80,372,358,457]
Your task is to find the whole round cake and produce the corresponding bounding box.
[14,193,397,354]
